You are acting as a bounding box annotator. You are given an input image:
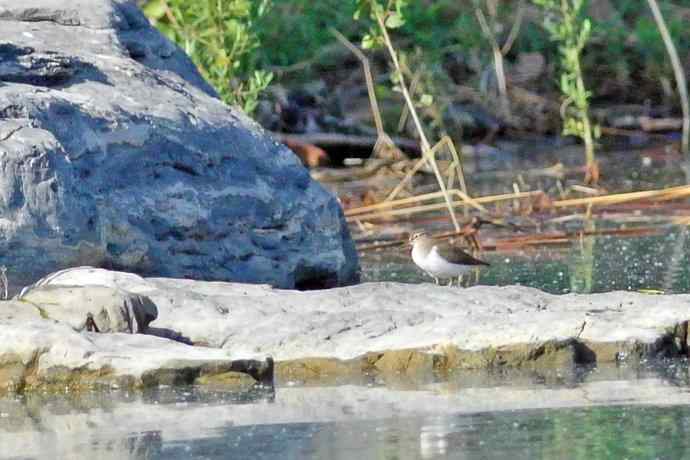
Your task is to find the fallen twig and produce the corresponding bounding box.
[346,184,690,223]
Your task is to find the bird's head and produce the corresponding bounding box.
[408,231,428,245]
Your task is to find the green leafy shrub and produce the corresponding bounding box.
[533,0,599,181]
[143,0,273,114]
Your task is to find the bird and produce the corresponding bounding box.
[409,232,490,287]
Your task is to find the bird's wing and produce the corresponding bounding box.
[434,244,490,266]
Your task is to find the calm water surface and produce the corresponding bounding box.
[361,226,690,294]
[355,142,690,294]
[3,364,690,459]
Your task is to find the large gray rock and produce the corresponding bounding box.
[0,0,358,289]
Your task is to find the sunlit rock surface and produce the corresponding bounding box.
[3,266,689,391]
[0,0,357,289]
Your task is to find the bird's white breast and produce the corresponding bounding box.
[413,244,473,278]
[411,243,431,270]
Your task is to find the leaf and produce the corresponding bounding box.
[419,94,433,106]
[560,73,570,93]
[256,0,271,17]
[143,0,167,20]
[582,18,591,34]
[385,12,405,29]
[361,33,377,49]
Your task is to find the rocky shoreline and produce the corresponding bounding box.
[2,266,690,393]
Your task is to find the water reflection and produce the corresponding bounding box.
[154,404,690,459]
[0,386,276,460]
[3,364,690,459]
[361,226,690,294]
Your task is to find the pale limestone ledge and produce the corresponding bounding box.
[2,266,690,391]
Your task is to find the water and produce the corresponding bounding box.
[3,363,690,459]
[352,142,690,294]
[361,226,690,294]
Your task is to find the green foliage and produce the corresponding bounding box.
[533,0,598,165]
[353,0,438,130]
[634,14,685,79]
[253,0,360,71]
[140,0,690,140]
[143,0,272,114]
[454,13,490,54]
[571,0,690,103]
[354,0,409,50]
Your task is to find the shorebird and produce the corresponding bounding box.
[409,232,490,286]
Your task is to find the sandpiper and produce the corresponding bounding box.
[409,232,490,286]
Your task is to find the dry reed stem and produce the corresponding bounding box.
[376,12,460,231]
[356,226,477,251]
[446,161,457,190]
[512,182,521,213]
[475,1,514,116]
[347,184,690,223]
[346,200,450,221]
[385,156,428,200]
[673,216,690,226]
[501,0,525,55]
[346,190,536,222]
[385,136,472,207]
[552,184,690,208]
[347,189,539,217]
[330,30,406,161]
[353,191,486,221]
[397,69,422,133]
[330,28,384,137]
[647,0,690,155]
[441,136,470,216]
[356,225,664,252]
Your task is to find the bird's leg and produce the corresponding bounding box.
[426,271,438,285]
[433,276,440,285]
[457,274,464,287]
[448,278,454,287]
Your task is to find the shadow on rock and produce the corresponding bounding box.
[143,326,194,346]
[0,43,109,87]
